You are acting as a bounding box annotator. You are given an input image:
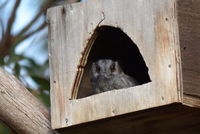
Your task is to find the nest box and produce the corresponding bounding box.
[47,0,200,133]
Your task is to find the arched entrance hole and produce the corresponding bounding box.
[76,26,151,99]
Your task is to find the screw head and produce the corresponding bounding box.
[65,118,68,123]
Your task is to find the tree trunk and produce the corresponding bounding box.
[0,68,55,134]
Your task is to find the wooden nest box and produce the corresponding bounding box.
[47,0,200,133]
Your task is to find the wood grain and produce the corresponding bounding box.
[0,68,54,134]
[177,0,200,105]
[58,104,200,134]
[47,0,181,129]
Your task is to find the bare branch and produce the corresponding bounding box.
[5,0,21,38]
[0,0,53,57]
[0,19,4,45]
[54,0,80,5]
[0,0,21,57]
[17,0,54,37]
[14,21,47,44]
[17,0,80,37]
[25,22,46,38]
[66,0,80,4]
[0,0,9,9]
[0,19,4,34]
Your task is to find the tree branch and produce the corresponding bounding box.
[0,19,4,46]
[0,0,21,57]
[17,1,54,37]
[66,0,80,4]
[0,68,55,134]
[16,0,80,38]
[0,0,9,9]
[5,0,21,38]
[0,0,53,57]
[14,21,47,45]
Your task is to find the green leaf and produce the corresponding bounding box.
[0,57,4,65]
[14,63,21,77]
[32,76,50,90]
[7,54,26,64]
[38,90,50,107]
[0,124,14,134]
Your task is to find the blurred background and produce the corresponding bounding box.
[0,0,80,133]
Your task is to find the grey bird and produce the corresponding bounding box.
[91,59,138,93]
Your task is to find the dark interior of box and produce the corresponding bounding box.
[77,26,151,98]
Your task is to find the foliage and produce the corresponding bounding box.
[0,0,53,107]
[0,0,54,133]
[0,0,81,133]
[0,124,13,134]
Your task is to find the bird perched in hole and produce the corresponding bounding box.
[91,59,138,93]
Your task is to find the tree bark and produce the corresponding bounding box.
[0,68,55,134]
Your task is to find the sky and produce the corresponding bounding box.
[0,0,48,65]
[0,0,49,89]
[0,0,86,65]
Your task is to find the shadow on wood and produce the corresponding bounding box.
[58,103,200,134]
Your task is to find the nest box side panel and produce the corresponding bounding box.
[177,0,200,107]
[47,2,106,128]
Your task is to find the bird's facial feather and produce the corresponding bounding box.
[92,59,121,78]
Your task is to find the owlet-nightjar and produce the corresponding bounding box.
[91,59,138,93]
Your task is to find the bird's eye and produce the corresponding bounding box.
[96,66,100,73]
[110,64,116,72]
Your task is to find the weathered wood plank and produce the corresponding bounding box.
[47,0,180,129]
[68,84,177,126]
[177,0,200,106]
[59,104,200,134]
[0,68,54,134]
